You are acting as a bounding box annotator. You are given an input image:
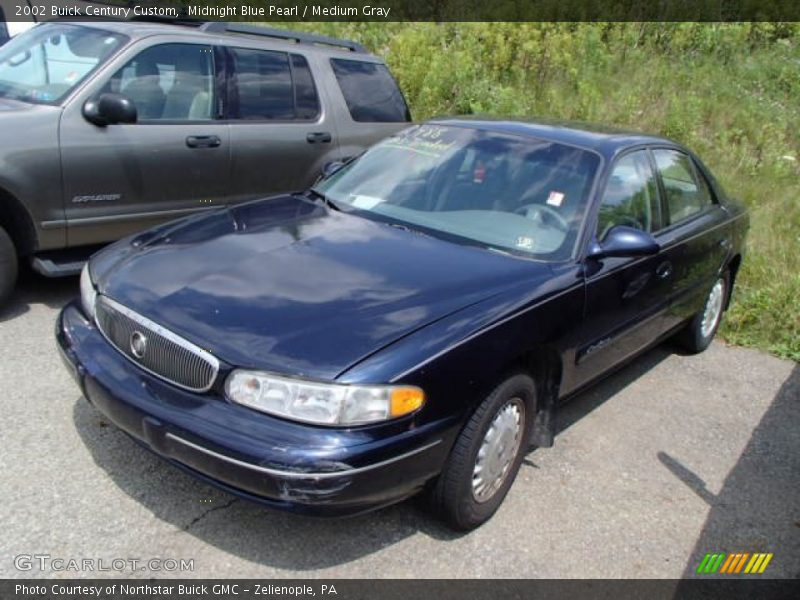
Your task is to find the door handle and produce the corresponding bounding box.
[186,135,221,149]
[306,131,332,144]
[656,260,673,280]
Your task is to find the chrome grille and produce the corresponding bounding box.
[95,296,219,392]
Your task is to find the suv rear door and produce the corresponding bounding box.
[224,45,338,203]
[60,41,231,246]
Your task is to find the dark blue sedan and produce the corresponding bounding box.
[57,119,748,530]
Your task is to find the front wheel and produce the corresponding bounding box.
[0,225,18,307]
[675,271,730,354]
[431,373,536,530]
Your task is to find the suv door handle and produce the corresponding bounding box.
[186,135,221,149]
[306,132,332,144]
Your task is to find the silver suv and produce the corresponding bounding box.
[0,20,411,304]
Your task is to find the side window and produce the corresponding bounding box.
[107,44,214,121]
[0,15,8,46]
[230,48,294,120]
[290,53,320,120]
[597,151,660,240]
[330,58,410,123]
[653,149,713,225]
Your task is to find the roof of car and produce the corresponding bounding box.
[55,20,374,58]
[431,116,679,157]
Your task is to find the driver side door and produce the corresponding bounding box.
[60,42,230,247]
[571,148,673,388]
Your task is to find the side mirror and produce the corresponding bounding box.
[320,161,345,179]
[587,226,660,260]
[83,93,137,127]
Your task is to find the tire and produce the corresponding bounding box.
[675,270,730,354]
[0,225,18,307]
[432,372,536,531]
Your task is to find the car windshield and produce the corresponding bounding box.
[315,124,600,261]
[0,23,127,105]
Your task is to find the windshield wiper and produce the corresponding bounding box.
[384,220,434,240]
[304,188,341,212]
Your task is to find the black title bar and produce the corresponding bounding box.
[5,579,800,600]
[3,0,800,22]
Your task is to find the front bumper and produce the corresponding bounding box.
[57,302,453,516]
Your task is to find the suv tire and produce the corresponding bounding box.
[0,225,18,307]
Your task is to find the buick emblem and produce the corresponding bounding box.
[130,331,148,359]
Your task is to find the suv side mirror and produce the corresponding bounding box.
[83,93,137,127]
[320,161,345,179]
[587,226,660,260]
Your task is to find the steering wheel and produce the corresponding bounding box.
[514,204,569,232]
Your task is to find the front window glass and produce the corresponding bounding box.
[104,44,215,121]
[0,24,127,105]
[315,124,600,260]
[597,150,660,239]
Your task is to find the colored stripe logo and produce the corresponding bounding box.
[696,552,773,574]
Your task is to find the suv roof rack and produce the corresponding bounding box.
[198,22,367,53]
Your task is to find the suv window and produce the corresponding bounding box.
[290,54,320,120]
[230,49,320,120]
[0,11,8,46]
[107,44,214,120]
[653,149,713,225]
[597,150,660,239]
[330,58,410,123]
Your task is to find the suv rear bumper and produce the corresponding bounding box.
[56,302,452,516]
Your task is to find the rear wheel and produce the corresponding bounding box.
[675,271,729,354]
[0,226,18,307]
[432,373,535,530]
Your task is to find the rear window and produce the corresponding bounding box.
[330,58,410,123]
[230,49,320,121]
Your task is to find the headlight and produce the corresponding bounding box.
[79,263,97,320]
[225,370,425,426]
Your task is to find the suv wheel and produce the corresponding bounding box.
[432,372,536,530]
[0,226,18,307]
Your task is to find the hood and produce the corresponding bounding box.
[96,196,549,380]
[0,97,52,113]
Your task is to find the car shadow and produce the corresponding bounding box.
[72,343,677,571]
[670,364,800,582]
[0,265,77,323]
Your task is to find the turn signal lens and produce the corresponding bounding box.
[390,388,426,417]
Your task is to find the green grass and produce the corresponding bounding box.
[282,22,800,360]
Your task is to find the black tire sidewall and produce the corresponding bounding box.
[436,372,536,530]
[0,226,18,306]
[686,271,730,353]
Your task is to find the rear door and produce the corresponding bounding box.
[224,46,337,203]
[60,41,230,246]
[650,148,731,330]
